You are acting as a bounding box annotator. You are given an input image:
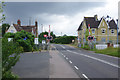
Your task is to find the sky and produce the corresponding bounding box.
[1,0,120,36]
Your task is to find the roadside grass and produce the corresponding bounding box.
[94,47,120,58]
[66,43,120,58]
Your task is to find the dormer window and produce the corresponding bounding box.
[111,29,114,34]
[101,29,106,34]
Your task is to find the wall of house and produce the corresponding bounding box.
[109,29,117,43]
[6,25,17,33]
[97,19,109,43]
[81,21,87,44]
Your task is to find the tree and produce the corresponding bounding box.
[85,29,89,42]
[63,34,67,36]
[0,1,5,23]
[54,36,76,44]
[2,23,10,37]
[2,37,23,79]
[38,31,56,43]
[4,30,35,52]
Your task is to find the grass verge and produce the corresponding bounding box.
[94,47,120,58]
[66,43,120,58]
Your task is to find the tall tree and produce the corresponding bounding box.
[2,23,10,37]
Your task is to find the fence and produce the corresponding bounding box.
[96,44,107,50]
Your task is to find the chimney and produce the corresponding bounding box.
[94,15,98,21]
[17,19,21,26]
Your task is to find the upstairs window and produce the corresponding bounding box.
[101,29,106,34]
[111,29,114,34]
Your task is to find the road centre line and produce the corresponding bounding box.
[69,61,72,63]
[66,50,120,68]
[82,74,89,80]
[60,45,66,49]
[66,57,68,60]
[74,66,79,70]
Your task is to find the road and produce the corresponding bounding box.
[12,51,50,78]
[12,44,119,79]
[52,44,119,80]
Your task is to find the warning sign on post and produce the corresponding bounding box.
[34,38,38,44]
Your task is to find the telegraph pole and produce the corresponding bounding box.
[41,24,43,33]
[47,25,51,50]
[29,17,32,26]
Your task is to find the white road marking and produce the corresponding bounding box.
[97,53,118,59]
[74,66,79,70]
[66,57,68,60]
[66,50,120,68]
[82,74,89,80]
[64,55,66,57]
[69,61,72,64]
[60,45,66,49]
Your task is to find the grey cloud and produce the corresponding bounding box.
[3,2,106,25]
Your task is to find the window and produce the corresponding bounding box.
[111,29,114,34]
[101,29,105,34]
[101,38,106,42]
[103,22,104,26]
[92,29,95,34]
[11,30,14,33]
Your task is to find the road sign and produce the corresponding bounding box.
[42,40,46,44]
[44,35,47,37]
[8,38,12,42]
[34,38,38,44]
[87,36,94,41]
[46,36,53,40]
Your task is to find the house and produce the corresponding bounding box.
[6,19,38,37]
[77,15,117,44]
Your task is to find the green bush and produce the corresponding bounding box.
[4,30,35,52]
[54,36,76,44]
[2,38,23,79]
[2,70,19,80]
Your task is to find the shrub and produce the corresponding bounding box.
[2,37,23,79]
[54,36,76,44]
[4,30,35,52]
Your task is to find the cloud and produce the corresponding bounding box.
[3,0,106,2]
[3,1,119,36]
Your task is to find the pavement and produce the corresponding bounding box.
[49,46,79,78]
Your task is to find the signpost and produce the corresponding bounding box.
[34,38,38,44]
[44,35,47,38]
[88,24,94,49]
[8,38,13,42]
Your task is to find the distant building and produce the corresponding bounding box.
[77,15,117,44]
[6,19,38,37]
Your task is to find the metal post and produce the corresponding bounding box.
[117,19,118,44]
[107,25,109,43]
